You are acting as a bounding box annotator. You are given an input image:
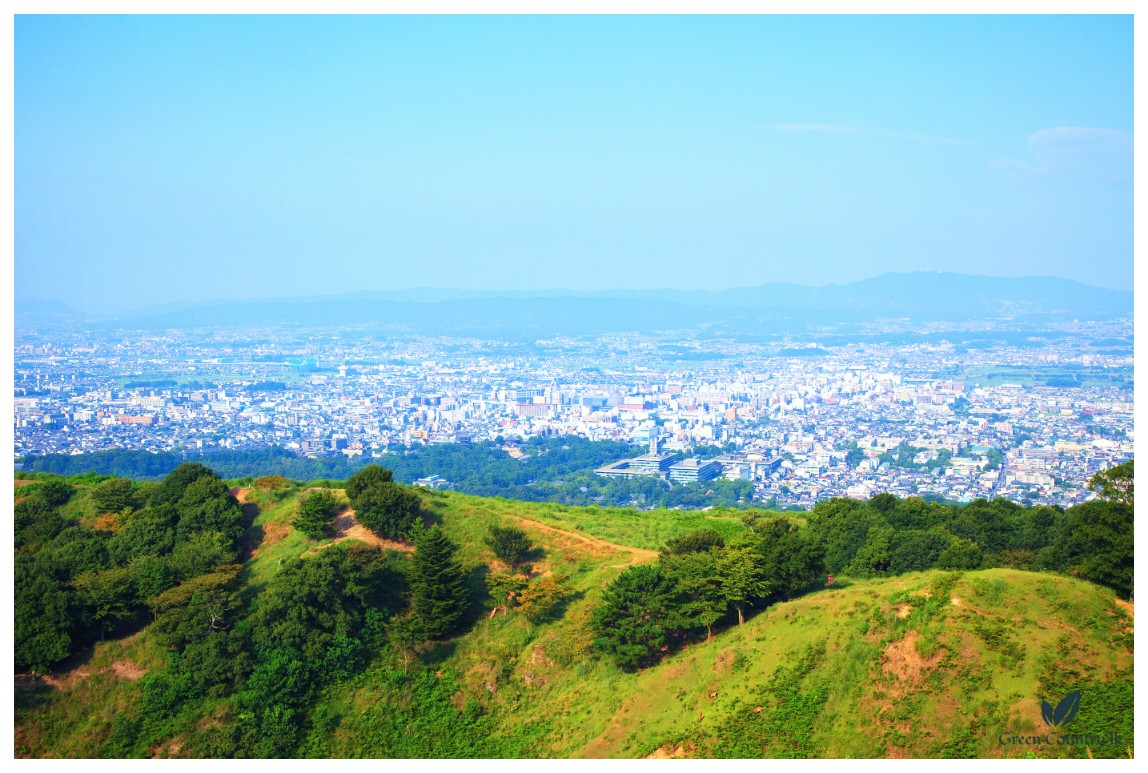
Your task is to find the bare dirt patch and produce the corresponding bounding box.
[895,603,913,619]
[261,520,290,551]
[712,647,737,676]
[646,743,695,759]
[882,630,945,683]
[112,660,147,681]
[529,643,555,669]
[151,738,183,758]
[313,510,415,554]
[14,479,40,487]
[34,666,93,691]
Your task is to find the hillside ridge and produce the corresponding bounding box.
[15,478,1134,759]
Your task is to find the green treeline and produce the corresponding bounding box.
[20,437,758,509]
[589,462,1133,671]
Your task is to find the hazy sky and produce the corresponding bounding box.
[15,14,1133,313]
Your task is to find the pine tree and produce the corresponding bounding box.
[591,564,685,670]
[409,527,469,639]
[294,490,339,539]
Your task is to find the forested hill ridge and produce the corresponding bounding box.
[15,462,1133,759]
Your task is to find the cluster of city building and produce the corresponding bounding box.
[14,324,1133,508]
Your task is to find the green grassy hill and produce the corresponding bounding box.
[15,485,1134,759]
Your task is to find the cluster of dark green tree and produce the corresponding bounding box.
[15,463,247,673]
[592,460,1133,671]
[102,523,477,758]
[20,463,487,757]
[591,518,823,671]
[806,460,1133,599]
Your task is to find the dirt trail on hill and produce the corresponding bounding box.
[309,509,415,554]
[508,515,659,565]
[231,488,266,559]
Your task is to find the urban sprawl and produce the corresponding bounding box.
[14,325,1133,509]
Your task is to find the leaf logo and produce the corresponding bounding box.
[1041,690,1081,729]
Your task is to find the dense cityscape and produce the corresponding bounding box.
[14,321,1133,509]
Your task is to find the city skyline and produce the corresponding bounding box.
[16,14,1134,313]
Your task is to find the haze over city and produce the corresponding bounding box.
[15,14,1133,314]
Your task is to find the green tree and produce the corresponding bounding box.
[149,565,243,650]
[385,612,427,667]
[151,462,219,507]
[516,575,574,624]
[483,524,534,568]
[662,528,726,556]
[718,545,772,625]
[108,505,177,566]
[344,464,394,501]
[1088,460,1133,507]
[74,565,140,638]
[936,535,984,570]
[868,492,900,515]
[847,526,895,577]
[90,477,138,514]
[353,483,422,540]
[37,526,110,579]
[806,498,885,574]
[128,553,176,601]
[15,556,76,673]
[886,529,951,574]
[591,564,685,671]
[35,479,75,508]
[174,476,245,549]
[662,549,726,638]
[754,518,823,600]
[485,571,529,613]
[295,490,340,539]
[168,530,241,580]
[247,543,405,673]
[14,497,67,550]
[409,527,469,639]
[1053,499,1133,598]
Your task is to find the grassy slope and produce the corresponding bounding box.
[15,486,1134,759]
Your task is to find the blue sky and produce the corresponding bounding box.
[15,14,1133,313]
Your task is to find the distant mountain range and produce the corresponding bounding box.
[16,272,1133,339]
